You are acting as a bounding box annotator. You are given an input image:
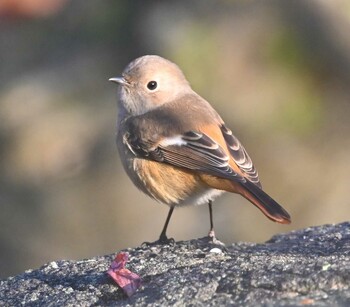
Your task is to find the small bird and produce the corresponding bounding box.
[110,55,291,243]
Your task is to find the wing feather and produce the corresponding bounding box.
[124,130,246,183]
[220,125,261,188]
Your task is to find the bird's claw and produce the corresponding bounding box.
[141,235,175,247]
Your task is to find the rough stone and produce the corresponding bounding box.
[1,222,349,306]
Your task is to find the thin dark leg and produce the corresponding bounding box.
[159,207,174,242]
[207,200,225,247]
[209,200,214,232]
[208,200,215,238]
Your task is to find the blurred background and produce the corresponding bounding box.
[1,0,350,278]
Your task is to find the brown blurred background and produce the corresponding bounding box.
[1,0,350,278]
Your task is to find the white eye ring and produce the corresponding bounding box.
[147,81,157,91]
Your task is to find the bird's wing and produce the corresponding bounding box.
[123,128,246,184]
[220,125,261,188]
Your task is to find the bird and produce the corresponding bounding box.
[109,55,291,243]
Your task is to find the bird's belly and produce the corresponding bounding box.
[180,187,224,207]
[130,158,223,206]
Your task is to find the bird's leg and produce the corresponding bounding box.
[207,200,225,246]
[142,206,175,246]
[208,200,215,239]
[158,206,175,243]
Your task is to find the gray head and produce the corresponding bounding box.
[110,55,192,116]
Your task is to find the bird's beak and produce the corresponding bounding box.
[108,77,128,86]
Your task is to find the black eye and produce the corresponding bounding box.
[147,81,157,90]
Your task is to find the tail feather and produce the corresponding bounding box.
[240,180,291,224]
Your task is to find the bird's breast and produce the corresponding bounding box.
[125,154,223,206]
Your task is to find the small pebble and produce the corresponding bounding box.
[210,248,223,254]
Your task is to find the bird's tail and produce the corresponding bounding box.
[239,180,291,224]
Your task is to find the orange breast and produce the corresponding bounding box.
[135,159,205,205]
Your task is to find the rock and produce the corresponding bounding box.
[1,222,349,306]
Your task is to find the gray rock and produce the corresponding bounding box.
[1,222,349,306]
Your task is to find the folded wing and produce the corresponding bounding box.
[220,124,261,188]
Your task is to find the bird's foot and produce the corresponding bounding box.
[208,229,226,247]
[141,234,175,247]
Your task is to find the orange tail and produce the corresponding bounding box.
[239,180,291,224]
[200,174,291,224]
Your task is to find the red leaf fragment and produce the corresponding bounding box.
[107,252,141,297]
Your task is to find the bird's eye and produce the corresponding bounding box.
[147,81,157,91]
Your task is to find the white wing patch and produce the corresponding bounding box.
[159,135,187,147]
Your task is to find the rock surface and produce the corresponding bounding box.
[1,222,350,306]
